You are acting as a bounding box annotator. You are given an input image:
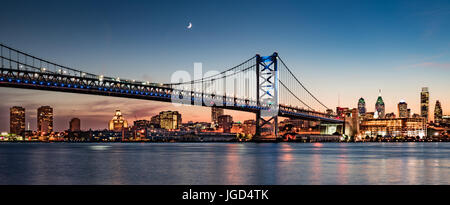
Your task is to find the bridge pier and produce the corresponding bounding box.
[254,53,279,141]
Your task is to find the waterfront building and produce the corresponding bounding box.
[363,112,374,120]
[398,100,408,118]
[385,112,396,119]
[133,120,150,139]
[230,122,243,134]
[358,97,366,115]
[37,106,53,135]
[360,118,426,138]
[375,90,385,118]
[211,107,224,128]
[134,120,150,129]
[407,109,411,118]
[150,115,160,127]
[108,110,128,132]
[242,120,256,135]
[218,115,233,133]
[336,107,349,119]
[90,130,125,141]
[159,111,182,130]
[69,118,81,132]
[421,87,429,121]
[183,121,211,131]
[10,106,25,136]
[434,100,443,124]
[412,113,422,119]
[343,108,360,139]
[442,115,450,125]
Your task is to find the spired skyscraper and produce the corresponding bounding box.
[434,100,443,124]
[420,87,429,122]
[375,90,385,119]
[398,99,408,118]
[357,98,366,115]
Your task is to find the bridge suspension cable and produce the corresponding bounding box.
[277,56,330,112]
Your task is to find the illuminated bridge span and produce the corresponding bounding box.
[0,43,342,140]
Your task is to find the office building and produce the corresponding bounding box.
[211,107,224,127]
[358,97,366,115]
[38,106,53,135]
[218,115,233,133]
[10,106,25,136]
[434,100,443,124]
[421,87,429,121]
[375,90,385,118]
[109,110,128,131]
[159,111,182,130]
[69,118,81,132]
[398,100,408,118]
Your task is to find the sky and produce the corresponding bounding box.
[0,0,449,131]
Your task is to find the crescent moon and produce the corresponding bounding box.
[187,22,192,29]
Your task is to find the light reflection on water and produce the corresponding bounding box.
[0,142,449,185]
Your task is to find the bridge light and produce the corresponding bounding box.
[41,67,46,72]
[99,75,104,81]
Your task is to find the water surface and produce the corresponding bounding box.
[0,142,449,185]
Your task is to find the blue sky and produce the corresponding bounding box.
[1,0,449,131]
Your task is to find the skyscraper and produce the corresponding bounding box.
[211,107,224,127]
[218,115,233,133]
[398,99,408,118]
[420,87,429,121]
[69,118,81,132]
[10,106,25,136]
[375,90,385,119]
[37,106,53,135]
[358,98,366,115]
[109,110,128,131]
[434,100,443,124]
[159,111,182,130]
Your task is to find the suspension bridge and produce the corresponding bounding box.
[0,43,343,140]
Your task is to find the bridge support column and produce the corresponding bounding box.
[255,53,279,141]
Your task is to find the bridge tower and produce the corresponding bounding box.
[255,52,279,141]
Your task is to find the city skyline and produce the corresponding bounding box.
[0,85,447,132]
[1,0,449,131]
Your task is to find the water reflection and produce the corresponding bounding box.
[0,143,449,185]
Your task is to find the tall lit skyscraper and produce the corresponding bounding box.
[434,100,443,124]
[375,90,385,118]
[420,87,429,121]
[211,107,224,127]
[10,106,25,136]
[109,110,128,131]
[358,97,366,115]
[70,118,81,132]
[159,111,182,130]
[398,100,408,118]
[37,106,53,135]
